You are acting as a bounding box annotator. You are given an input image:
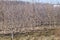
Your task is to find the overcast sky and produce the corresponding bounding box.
[1,0,60,4]
[19,0,60,4]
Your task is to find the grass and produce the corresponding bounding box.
[0,25,60,40]
[0,28,60,40]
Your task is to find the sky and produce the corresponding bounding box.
[18,0,60,4]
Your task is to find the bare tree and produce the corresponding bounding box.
[0,5,4,32]
[9,5,14,40]
[46,4,53,28]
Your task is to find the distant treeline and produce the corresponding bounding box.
[0,1,60,30]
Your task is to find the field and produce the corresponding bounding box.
[0,26,60,40]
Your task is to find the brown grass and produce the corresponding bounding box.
[0,27,60,40]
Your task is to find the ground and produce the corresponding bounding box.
[0,26,60,40]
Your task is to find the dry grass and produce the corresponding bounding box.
[0,28,60,40]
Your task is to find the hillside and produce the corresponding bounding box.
[0,1,60,34]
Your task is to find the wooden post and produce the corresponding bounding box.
[11,31,14,40]
[11,28,14,40]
